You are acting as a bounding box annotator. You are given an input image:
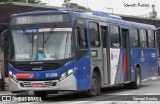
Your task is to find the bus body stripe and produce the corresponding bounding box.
[123,53,127,80]
[115,50,124,84]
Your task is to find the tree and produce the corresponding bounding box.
[0,0,44,4]
[62,0,90,10]
[62,0,71,8]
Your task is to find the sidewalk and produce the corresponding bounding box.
[142,75,160,81]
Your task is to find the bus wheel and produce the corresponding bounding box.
[131,67,141,89]
[86,72,100,96]
[34,91,48,100]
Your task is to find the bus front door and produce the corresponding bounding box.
[101,26,110,84]
[122,28,131,82]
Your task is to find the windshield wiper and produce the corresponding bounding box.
[43,25,57,43]
[22,27,38,55]
[22,27,38,44]
[22,27,32,43]
[41,25,57,54]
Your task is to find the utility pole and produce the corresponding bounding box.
[87,0,89,9]
[150,4,157,18]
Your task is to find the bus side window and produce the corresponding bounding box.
[89,22,100,47]
[139,29,147,48]
[130,28,139,48]
[109,25,121,48]
[78,28,88,49]
[148,30,155,48]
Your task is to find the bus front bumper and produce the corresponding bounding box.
[9,74,77,92]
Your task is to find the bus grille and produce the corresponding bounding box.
[19,81,57,87]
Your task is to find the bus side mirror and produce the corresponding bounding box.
[1,29,9,52]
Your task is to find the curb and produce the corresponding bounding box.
[149,76,160,80]
[142,75,160,81]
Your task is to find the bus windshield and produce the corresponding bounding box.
[10,28,74,61]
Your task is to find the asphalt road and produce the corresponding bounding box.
[0,75,160,104]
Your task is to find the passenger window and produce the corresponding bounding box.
[130,28,139,47]
[110,25,121,48]
[139,29,147,48]
[148,30,155,48]
[89,22,100,47]
[78,28,88,49]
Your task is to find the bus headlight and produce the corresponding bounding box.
[13,74,17,79]
[9,71,18,82]
[12,73,18,82]
[9,71,13,76]
[60,68,74,81]
[61,72,67,79]
[67,68,74,75]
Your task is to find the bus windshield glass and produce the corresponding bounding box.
[10,28,74,61]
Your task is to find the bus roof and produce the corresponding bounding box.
[74,11,155,30]
[11,9,155,30]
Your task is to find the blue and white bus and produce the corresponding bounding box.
[3,10,158,98]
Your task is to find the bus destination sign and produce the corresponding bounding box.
[12,14,70,25]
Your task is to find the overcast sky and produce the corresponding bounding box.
[41,0,160,18]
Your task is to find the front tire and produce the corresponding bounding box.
[86,72,101,96]
[34,91,48,100]
[131,67,141,89]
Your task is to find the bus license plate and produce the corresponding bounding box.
[32,83,43,87]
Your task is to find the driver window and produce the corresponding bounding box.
[78,28,88,49]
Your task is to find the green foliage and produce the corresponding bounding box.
[62,0,90,10]
[62,0,71,8]
[0,0,11,2]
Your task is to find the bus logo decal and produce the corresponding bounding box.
[151,53,156,58]
[29,73,39,78]
[111,54,118,60]
[31,62,44,64]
